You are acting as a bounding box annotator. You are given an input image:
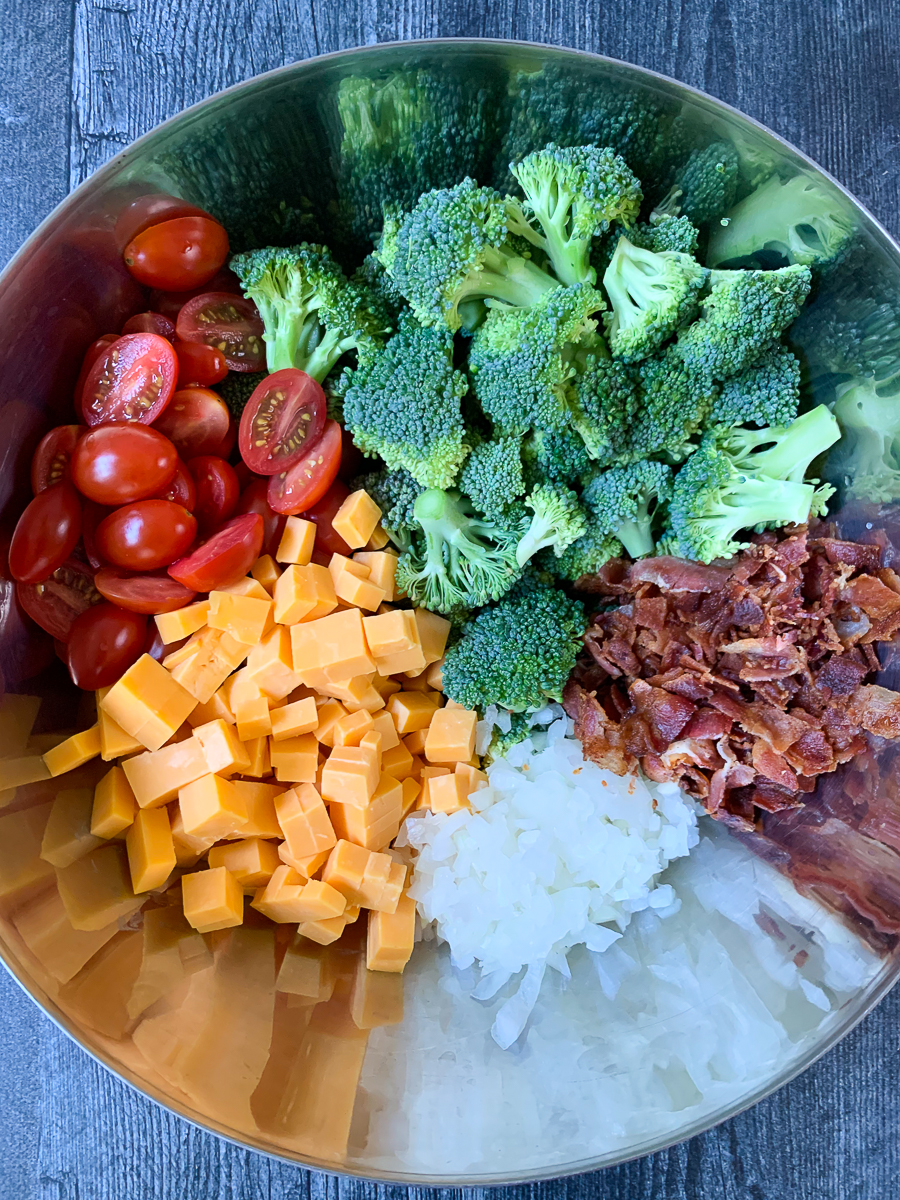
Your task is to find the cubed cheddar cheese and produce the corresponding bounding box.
[252,864,346,923]
[170,804,217,862]
[424,706,477,763]
[122,737,209,809]
[235,695,272,742]
[314,699,348,747]
[207,590,274,645]
[456,761,488,797]
[403,728,429,756]
[270,696,318,740]
[371,674,403,701]
[57,844,142,931]
[242,736,272,781]
[192,718,251,777]
[322,840,401,911]
[168,628,249,704]
[273,564,336,625]
[412,608,451,666]
[207,837,281,889]
[332,709,375,747]
[96,686,144,759]
[218,576,271,600]
[229,780,282,838]
[185,689,235,729]
[381,739,415,780]
[387,691,441,736]
[401,669,432,691]
[425,661,444,691]
[40,788,102,868]
[353,551,398,603]
[101,654,197,752]
[328,553,369,585]
[250,554,281,593]
[221,666,263,713]
[417,766,450,809]
[278,844,331,879]
[426,772,471,815]
[178,774,247,840]
[126,806,176,893]
[367,892,416,972]
[400,776,421,818]
[330,774,402,853]
[276,516,316,565]
[43,724,101,777]
[275,784,336,860]
[91,767,138,839]
[332,489,382,550]
[364,524,390,551]
[245,627,301,701]
[328,555,385,611]
[154,600,210,645]
[362,609,426,675]
[291,608,375,685]
[324,675,385,715]
[182,866,244,932]
[269,733,318,784]
[297,907,359,946]
[360,730,383,758]
[320,744,380,807]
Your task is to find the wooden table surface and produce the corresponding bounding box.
[2,1,900,1196]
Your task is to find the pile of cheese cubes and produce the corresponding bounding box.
[28,489,488,974]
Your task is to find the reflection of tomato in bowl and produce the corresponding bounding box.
[3,39,900,1186]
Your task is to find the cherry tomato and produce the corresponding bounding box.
[31,425,84,493]
[74,334,118,418]
[16,558,100,641]
[9,483,82,584]
[267,419,343,516]
[174,340,228,387]
[152,386,233,461]
[81,500,110,569]
[71,424,178,506]
[121,311,176,339]
[94,567,196,614]
[114,194,208,251]
[168,512,263,592]
[95,500,196,571]
[67,603,147,690]
[123,215,229,291]
[175,292,265,371]
[237,369,326,476]
[303,478,352,556]
[234,478,286,558]
[148,267,241,322]
[152,458,196,509]
[187,456,239,533]
[81,333,178,426]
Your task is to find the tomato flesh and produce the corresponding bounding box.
[94,567,196,614]
[31,425,84,493]
[148,268,241,322]
[121,311,176,339]
[67,603,147,690]
[152,386,233,461]
[74,335,118,418]
[16,558,100,641]
[123,215,229,291]
[174,340,228,387]
[267,419,342,515]
[152,458,196,509]
[303,479,352,555]
[81,333,178,426]
[234,478,286,558]
[187,456,239,533]
[238,369,326,476]
[9,483,82,584]
[168,512,263,592]
[175,292,265,371]
[71,424,178,506]
[95,500,196,571]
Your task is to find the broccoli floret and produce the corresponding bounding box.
[628,347,718,460]
[351,253,407,321]
[351,467,423,551]
[708,344,801,428]
[483,711,533,765]
[707,172,857,268]
[230,244,389,379]
[551,528,624,583]
[568,352,640,463]
[506,143,642,286]
[602,236,708,362]
[215,370,267,420]
[675,265,812,382]
[468,283,605,435]
[829,378,900,502]
[375,178,559,331]
[582,461,673,558]
[712,404,840,484]
[515,484,587,566]
[340,313,468,489]
[522,427,594,488]
[441,577,585,712]
[652,142,740,226]
[395,488,522,614]
[631,215,700,255]
[458,436,525,522]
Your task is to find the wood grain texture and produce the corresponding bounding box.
[3,1,900,1197]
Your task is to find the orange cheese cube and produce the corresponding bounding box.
[56,844,142,931]
[417,765,450,808]
[367,892,416,972]
[276,937,336,1002]
[360,730,383,758]
[178,774,247,839]
[401,669,432,691]
[332,489,381,550]
[229,780,282,838]
[362,609,426,675]
[291,608,376,684]
[332,708,375,747]
[207,837,281,889]
[91,767,137,839]
[186,689,236,729]
[320,745,380,807]
[328,552,369,586]
[400,776,421,818]
[275,784,337,860]
[372,674,402,701]
[387,691,441,736]
[333,569,385,612]
[269,733,318,784]
[294,879,348,921]
[377,860,407,914]
[235,695,272,742]
[277,844,330,879]
[153,600,210,645]
[193,718,252,777]
[403,728,429,755]
[424,706,477,763]
[425,661,444,691]
[321,840,396,909]
[353,551,398,603]
[242,736,272,780]
[364,524,390,551]
[182,866,244,932]
[219,576,271,600]
[43,724,101,777]
[122,737,208,809]
[330,774,402,853]
[170,805,215,865]
[41,788,101,868]
[371,711,400,751]
[297,909,358,945]
[245,626,301,700]
[161,636,200,669]
[250,554,281,593]
[270,696,318,740]
[314,699,348,747]
[323,674,385,714]
[252,864,346,923]
[412,608,451,666]
[168,629,249,704]
[221,666,263,714]
[408,754,425,781]
[276,516,316,565]
[96,686,144,759]
[126,806,176,893]
[273,564,336,625]
[426,772,471,815]
[381,739,415,780]
[101,654,197,751]
[456,761,488,796]
[208,590,274,646]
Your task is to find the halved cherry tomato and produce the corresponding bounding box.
[16,558,100,641]
[175,292,265,371]
[267,419,342,516]
[302,478,352,556]
[233,478,286,558]
[81,333,178,426]
[168,512,263,592]
[74,334,118,418]
[123,215,229,291]
[95,500,196,571]
[9,483,82,584]
[174,340,228,387]
[152,458,196,509]
[114,194,209,251]
[187,456,239,533]
[67,602,147,690]
[94,567,196,614]
[122,311,176,339]
[148,267,241,322]
[71,424,178,506]
[152,387,233,460]
[31,425,84,494]
[81,501,110,569]
[238,369,326,477]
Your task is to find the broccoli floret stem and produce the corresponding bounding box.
[723,404,840,483]
[617,512,655,559]
[463,246,559,311]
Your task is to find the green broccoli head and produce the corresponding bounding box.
[441,576,586,712]
[602,236,708,362]
[522,427,594,488]
[351,253,408,322]
[708,343,801,428]
[628,347,718,460]
[550,527,624,583]
[568,352,640,463]
[351,467,424,551]
[711,404,840,485]
[652,142,740,226]
[582,460,673,559]
[458,435,525,522]
[515,484,587,566]
[215,370,267,420]
[340,313,468,489]
[631,215,700,255]
[829,378,900,502]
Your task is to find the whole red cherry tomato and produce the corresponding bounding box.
[168,512,263,592]
[16,557,100,641]
[121,311,176,339]
[94,567,196,614]
[31,425,84,493]
[152,458,196,509]
[267,419,342,516]
[238,369,326,476]
[67,602,147,689]
[234,477,286,558]
[187,456,239,533]
[114,193,208,251]
[152,387,232,460]
[123,215,229,291]
[9,483,82,584]
[174,340,228,387]
[81,333,178,426]
[81,500,110,569]
[95,500,196,571]
[302,479,352,556]
[71,424,178,506]
[175,292,265,371]
[74,334,118,418]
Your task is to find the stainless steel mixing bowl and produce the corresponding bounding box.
[1,38,899,1185]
